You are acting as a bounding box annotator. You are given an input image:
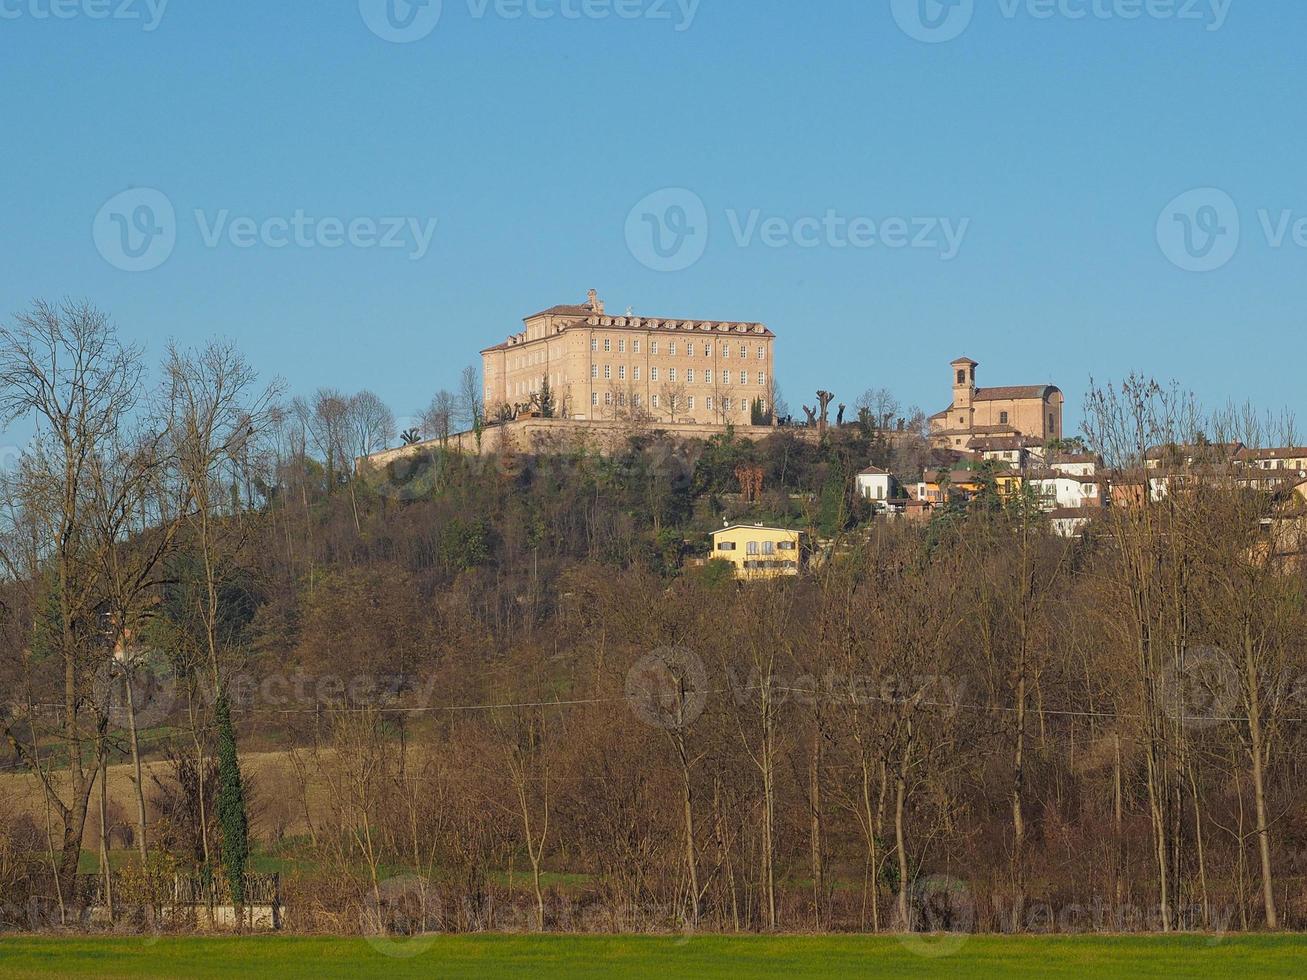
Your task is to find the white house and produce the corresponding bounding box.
[1027,472,1101,511]
[1049,453,1099,478]
[856,466,898,506]
[1048,507,1093,538]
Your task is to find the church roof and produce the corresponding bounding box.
[973,385,1059,401]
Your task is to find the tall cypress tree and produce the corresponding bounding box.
[215,693,249,907]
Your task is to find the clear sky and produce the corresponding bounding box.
[1,0,1301,442]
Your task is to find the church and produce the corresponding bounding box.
[929,357,1063,451]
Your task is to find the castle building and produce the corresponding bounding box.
[480,290,776,427]
[929,357,1063,451]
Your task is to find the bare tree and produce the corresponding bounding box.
[0,300,142,905]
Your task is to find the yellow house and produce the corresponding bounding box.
[711,524,805,579]
[995,471,1024,500]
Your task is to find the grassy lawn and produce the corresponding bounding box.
[1,934,1304,979]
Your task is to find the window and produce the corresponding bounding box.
[591,364,598,379]
[1049,413,1056,432]
[704,343,711,357]
[619,339,626,353]
[619,366,626,380]
[1000,411,1009,425]
[591,338,598,351]
[705,369,713,384]
[604,338,612,352]
[687,396,695,410]
[717,541,736,551]
[723,397,732,411]
[669,342,677,355]
[604,391,613,405]
[740,371,749,385]
[651,340,659,355]
[722,345,730,359]
[634,366,641,381]
[762,541,775,556]
[669,368,677,382]
[652,394,660,408]
[759,371,766,386]
[739,345,747,358]
[591,392,597,406]
[687,343,694,357]
[757,346,765,360]
[746,541,759,556]
[686,369,695,383]
[957,369,966,384]
[723,371,731,385]
[651,367,659,381]
[633,339,640,353]
[706,396,714,411]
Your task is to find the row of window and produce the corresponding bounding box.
[717,540,798,554]
[592,337,767,360]
[591,392,758,413]
[590,365,765,386]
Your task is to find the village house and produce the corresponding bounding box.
[967,435,1045,469]
[1027,471,1103,511]
[855,466,898,506]
[711,523,806,579]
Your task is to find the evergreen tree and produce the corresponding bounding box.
[215,694,249,907]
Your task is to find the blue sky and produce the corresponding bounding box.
[1,0,1301,441]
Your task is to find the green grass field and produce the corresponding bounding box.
[0,935,1304,979]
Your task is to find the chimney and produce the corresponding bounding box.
[587,288,604,315]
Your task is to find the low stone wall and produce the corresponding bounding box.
[362,417,804,471]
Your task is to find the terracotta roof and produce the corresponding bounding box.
[968,435,1040,452]
[1050,453,1098,464]
[1145,442,1243,460]
[859,465,889,475]
[526,303,597,319]
[974,385,1058,401]
[1237,446,1307,461]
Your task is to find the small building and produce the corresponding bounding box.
[1027,471,1102,511]
[712,523,805,579]
[1048,507,1094,538]
[856,466,898,506]
[1048,453,1100,478]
